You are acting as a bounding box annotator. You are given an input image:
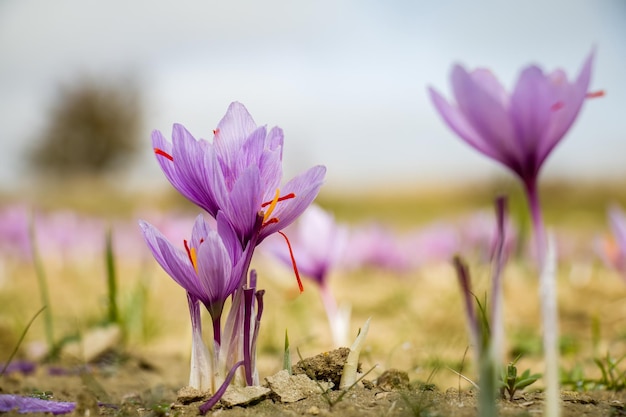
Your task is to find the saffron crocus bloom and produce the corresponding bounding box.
[429,52,596,196]
[139,213,251,391]
[152,102,326,247]
[265,204,351,347]
[430,52,599,417]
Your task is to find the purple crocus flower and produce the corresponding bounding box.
[429,51,600,264]
[430,52,600,417]
[264,204,350,347]
[429,52,597,196]
[0,395,76,415]
[139,213,251,391]
[152,102,326,248]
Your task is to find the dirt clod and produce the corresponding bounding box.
[291,348,353,388]
[376,369,409,391]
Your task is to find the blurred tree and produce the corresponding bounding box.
[27,77,143,178]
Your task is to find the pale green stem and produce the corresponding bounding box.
[525,180,560,417]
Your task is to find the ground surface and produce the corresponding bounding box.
[2,353,626,417]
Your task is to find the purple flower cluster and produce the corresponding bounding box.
[139,102,325,399]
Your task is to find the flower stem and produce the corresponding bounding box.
[28,214,54,355]
[525,181,560,417]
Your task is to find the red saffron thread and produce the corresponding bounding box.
[183,240,192,262]
[154,148,173,161]
[261,193,296,208]
[277,231,303,293]
[586,90,605,99]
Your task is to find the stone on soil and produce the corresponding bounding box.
[265,370,333,403]
[221,385,271,407]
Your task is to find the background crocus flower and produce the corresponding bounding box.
[429,52,595,194]
[596,205,626,273]
[264,204,351,347]
[151,101,326,247]
[430,51,599,417]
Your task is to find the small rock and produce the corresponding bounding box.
[61,325,122,362]
[221,385,270,407]
[292,348,351,388]
[176,386,207,405]
[306,405,320,415]
[376,369,409,391]
[266,370,333,403]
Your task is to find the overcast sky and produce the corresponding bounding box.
[1,0,624,192]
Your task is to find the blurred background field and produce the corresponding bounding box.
[2,178,626,391]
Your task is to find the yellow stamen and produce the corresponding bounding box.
[262,189,281,223]
[190,247,198,274]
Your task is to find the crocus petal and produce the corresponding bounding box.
[428,87,503,162]
[190,214,213,250]
[214,102,258,169]
[0,395,76,415]
[172,124,220,215]
[451,65,520,167]
[259,165,326,241]
[196,231,234,319]
[539,51,593,165]
[139,220,204,297]
[225,166,264,243]
[265,126,284,156]
[509,65,554,177]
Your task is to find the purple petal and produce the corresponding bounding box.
[0,394,76,415]
[539,50,594,165]
[214,102,258,169]
[196,230,233,319]
[225,166,263,242]
[265,126,284,156]
[139,220,204,297]
[216,212,243,262]
[451,65,520,167]
[0,360,36,375]
[171,124,219,215]
[509,65,553,177]
[428,86,502,161]
[259,165,326,241]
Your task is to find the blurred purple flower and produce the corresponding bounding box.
[344,224,411,272]
[429,52,597,189]
[430,53,600,417]
[597,205,626,273]
[152,102,326,246]
[0,360,36,376]
[0,395,75,415]
[264,205,350,346]
[266,205,348,286]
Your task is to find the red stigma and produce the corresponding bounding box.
[586,90,605,99]
[553,90,605,112]
[154,148,173,161]
[278,231,304,293]
[262,217,279,228]
[183,240,192,263]
[213,128,220,135]
[261,193,296,208]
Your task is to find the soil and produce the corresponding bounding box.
[2,351,626,417]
